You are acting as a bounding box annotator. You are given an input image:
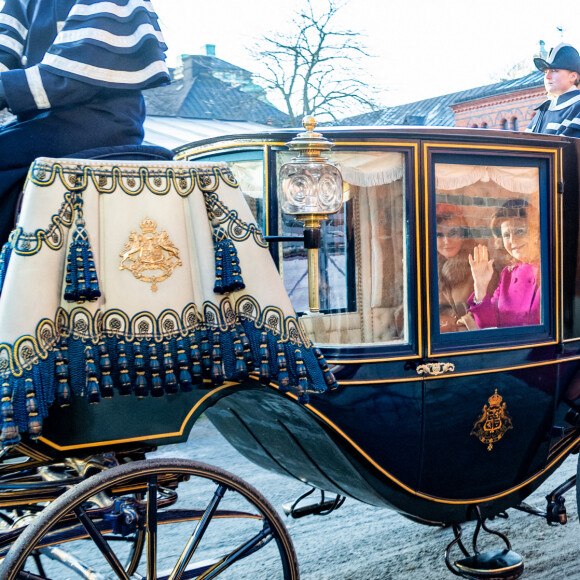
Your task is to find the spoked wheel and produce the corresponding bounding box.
[0,458,299,579]
[577,454,580,526]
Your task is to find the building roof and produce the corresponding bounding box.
[144,73,289,126]
[143,117,273,149]
[340,72,545,127]
[180,54,252,76]
[452,71,544,105]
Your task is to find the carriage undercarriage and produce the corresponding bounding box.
[0,384,577,580]
[0,423,577,580]
[0,447,299,579]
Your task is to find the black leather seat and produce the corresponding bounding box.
[64,144,174,161]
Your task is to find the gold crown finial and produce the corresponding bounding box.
[302,115,317,134]
[488,389,502,407]
[140,217,157,233]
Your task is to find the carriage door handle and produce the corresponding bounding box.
[416,362,455,376]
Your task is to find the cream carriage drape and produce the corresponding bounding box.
[0,158,335,446]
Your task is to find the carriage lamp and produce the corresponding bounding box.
[279,116,343,312]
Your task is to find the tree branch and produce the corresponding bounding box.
[249,0,378,124]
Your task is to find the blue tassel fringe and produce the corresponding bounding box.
[64,219,101,303]
[0,236,14,297]
[0,377,18,447]
[212,222,245,294]
[0,318,337,447]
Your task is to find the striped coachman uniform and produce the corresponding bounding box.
[526,43,580,139]
[525,89,580,138]
[0,0,171,245]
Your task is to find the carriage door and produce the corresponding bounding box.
[273,145,425,491]
[421,143,560,501]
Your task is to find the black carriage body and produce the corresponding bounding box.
[34,127,580,525]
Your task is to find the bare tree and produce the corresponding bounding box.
[493,58,537,82]
[251,0,378,126]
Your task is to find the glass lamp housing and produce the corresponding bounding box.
[280,161,343,217]
[278,116,344,313]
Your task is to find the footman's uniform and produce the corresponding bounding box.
[526,43,580,139]
[525,89,580,138]
[0,0,170,245]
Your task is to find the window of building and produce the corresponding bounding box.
[501,119,508,130]
[511,117,519,131]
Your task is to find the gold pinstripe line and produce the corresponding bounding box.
[328,352,580,385]
[301,397,580,505]
[38,383,236,451]
[38,377,580,507]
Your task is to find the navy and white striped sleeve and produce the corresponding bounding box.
[2,0,170,114]
[43,0,170,89]
[2,67,103,113]
[546,108,580,138]
[0,0,28,72]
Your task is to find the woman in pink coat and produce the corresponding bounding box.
[466,199,541,329]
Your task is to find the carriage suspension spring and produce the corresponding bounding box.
[514,474,575,525]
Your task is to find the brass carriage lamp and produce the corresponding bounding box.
[279,116,343,313]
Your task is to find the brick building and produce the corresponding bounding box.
[451,73,545,129]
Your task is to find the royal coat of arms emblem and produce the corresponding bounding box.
[470,389,513,451]
[119,217,182,291]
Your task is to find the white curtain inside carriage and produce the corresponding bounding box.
[300,153,541,346]
[434,164,539,194]
[0,158,334,447]
[301,152,408,346]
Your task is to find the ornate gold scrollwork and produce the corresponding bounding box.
[416,362,455,376]
[119,217,182,292]
[471,389,513,451]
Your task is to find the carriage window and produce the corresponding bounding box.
[276,150,410,347]
[186,151,265,228]
[434,162,542,335]
[229,159,265,227]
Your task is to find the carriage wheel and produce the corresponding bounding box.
[0,458,299,580]
[576,454,580,526]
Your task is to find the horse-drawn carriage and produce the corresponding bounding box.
[0,121,579,579]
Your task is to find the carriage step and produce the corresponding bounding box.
[282,487,346,518]
[283,498,343,518]
[455,549,524,580]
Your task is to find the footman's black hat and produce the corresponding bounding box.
[534,43,580,74]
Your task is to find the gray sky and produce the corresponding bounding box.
[153,0,579,107]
